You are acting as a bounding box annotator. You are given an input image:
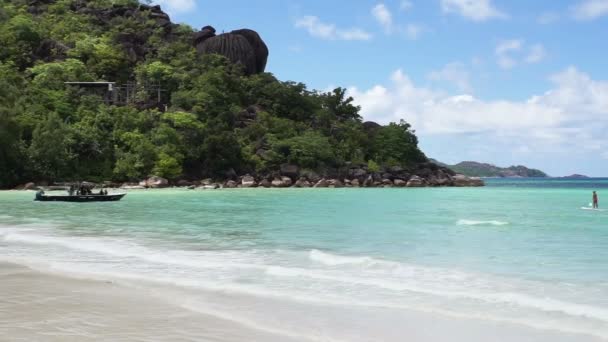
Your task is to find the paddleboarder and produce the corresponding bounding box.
[593,191,599,209]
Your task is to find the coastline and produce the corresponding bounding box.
[0,261,603,342]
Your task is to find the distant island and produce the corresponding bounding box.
[431,160,548,178]
[561,174,589,179]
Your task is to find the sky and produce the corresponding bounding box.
[154,0,608,176]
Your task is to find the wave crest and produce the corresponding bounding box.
[457,219,509,226]
[309,249,377,266]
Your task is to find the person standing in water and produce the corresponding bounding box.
[593,191,599,209]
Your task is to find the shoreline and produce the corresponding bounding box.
[0,260,604,342]
[0,261,300,342]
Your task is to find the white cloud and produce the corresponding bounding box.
[572,0,608,20]
[295,16,372,41]
[440,0,507,21]
[153,0,195,13]
[495,40,547,68]
[495,39,523,69]
[537,11,560,24]
[525,44,547,64]
[348,67,607,152]
[370,4,424,40]
[402,23,424,40]
[400,0,413,11]
[428,62,471,92]
[372,4,393,33]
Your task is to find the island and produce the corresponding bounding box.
[431,160,548,178]
[0,0,482,189]
[560,174,590,179]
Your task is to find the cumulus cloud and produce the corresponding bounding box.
[346,67,608,157]
[495,39,523,69]
[403,23,424,40]
[428,62,471,92]
[440,0,507,21]
[153,0,195,14]
[572,0,608,20]
[295,16,372,41]
[370,4,425,40]
[525,44,547,64]
[495,40,546,69]
[372,4,393,33]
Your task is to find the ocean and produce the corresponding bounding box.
[1,179,607,341]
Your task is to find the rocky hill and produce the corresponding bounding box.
[431,160,548,178]
[0,0,482,189]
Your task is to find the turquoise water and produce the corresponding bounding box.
[1,180,607,341]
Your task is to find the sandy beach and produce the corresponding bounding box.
[0,262,301,342]
[2,261,605,342]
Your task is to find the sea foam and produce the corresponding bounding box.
[457,219,510,226]
[309,249,378,266]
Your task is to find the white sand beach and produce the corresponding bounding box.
[0,262,301,342]
[1,261,604,342]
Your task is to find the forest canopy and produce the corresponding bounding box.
[0,0,429,188]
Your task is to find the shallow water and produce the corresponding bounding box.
[1,179,607,341]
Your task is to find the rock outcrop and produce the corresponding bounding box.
[452,174,484,187]
[241,175,257,188]
[193,26,268,75]
[140,176,169,188]
[27,2,269,75]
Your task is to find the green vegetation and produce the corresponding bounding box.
[0,0,428,188]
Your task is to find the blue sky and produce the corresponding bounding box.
[156,0,608,176]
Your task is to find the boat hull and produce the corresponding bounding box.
[35,194,126,202]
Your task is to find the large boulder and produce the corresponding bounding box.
[313,179,329,188]
[382,179,394,187]
[225,180,237,188]
[241,175,257,188]
[194,26,269,75]
[394,179,407,187]
[406,175,425,187]
[270,178,282,188]
[453,174,485,187]
[258,179,271,188]
[328,179,344,188]
[230,29,269,73]
[282,176,293,187]
[121,183,146,190]
[142,176,169,188]
[362,121,381,131]
[294,178,311,188]
[23,182,37,190]
[198,184,219,190]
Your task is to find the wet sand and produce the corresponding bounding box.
[0,262,299,342]
[1,261,606,342]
